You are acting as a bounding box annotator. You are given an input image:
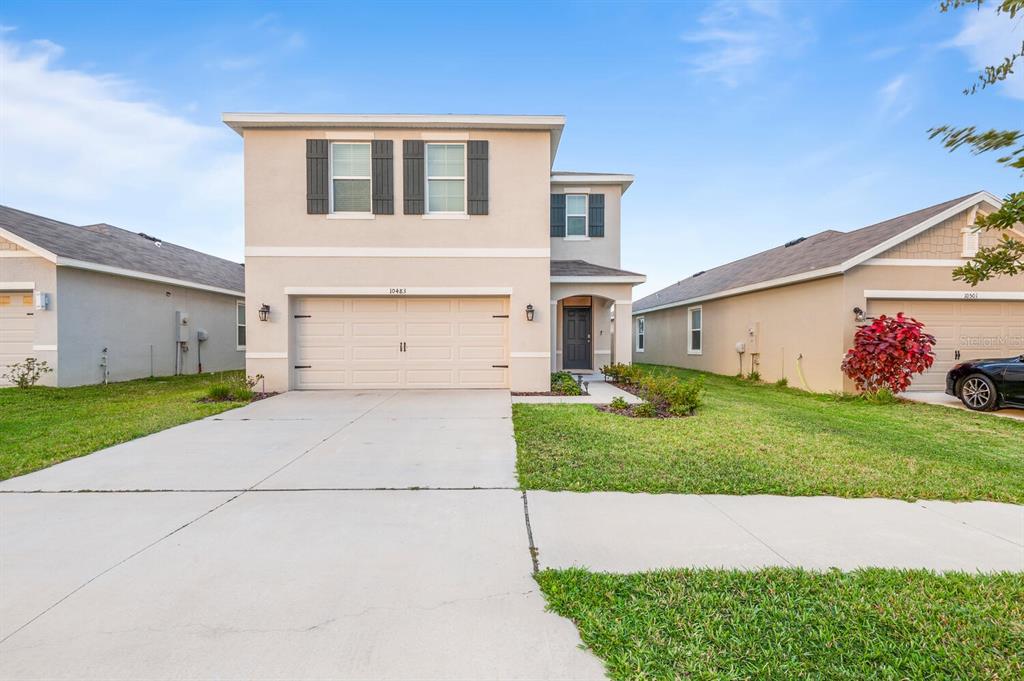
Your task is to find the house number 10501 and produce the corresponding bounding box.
[388,288,407,295]
[963,292,979,300]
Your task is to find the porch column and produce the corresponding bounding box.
[550,300,558,371]
[614,300,633,365]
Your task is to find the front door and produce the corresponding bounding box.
[564,307,592,370]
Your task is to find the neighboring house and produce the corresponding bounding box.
[632,191,1024,393]
[223,113,645,393]
[0,206,245,387]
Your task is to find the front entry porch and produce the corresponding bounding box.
[549,260,646,374]
[550,288,635,374]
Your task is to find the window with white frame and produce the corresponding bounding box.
[688,306,702,354]
[962,227,980,258]
[636,316,645,352]
[236,301,246,349]
[565,194,588,237]
[426,143,466,213]
[331,142,372,213]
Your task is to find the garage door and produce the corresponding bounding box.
[866,299,1024,391]
[1,292,35,387]
[292,297,509,389]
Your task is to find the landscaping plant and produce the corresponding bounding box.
[550,371,583,396]
[841,313,936,394]
[2,358,53,388]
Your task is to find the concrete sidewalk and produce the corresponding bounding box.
[527,492,1024,573]
[512,379,642,405]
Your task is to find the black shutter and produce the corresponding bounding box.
[589,193,605,237]
[467,140,489,215]
[550,194,566,237]
[306,139,329,214]
[371,140,394,215]
[403,140,425,215]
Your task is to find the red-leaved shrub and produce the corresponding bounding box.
[841,313,937,394]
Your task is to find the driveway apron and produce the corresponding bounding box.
[0,390,604,680]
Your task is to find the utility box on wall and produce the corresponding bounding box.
[175,311,190,342]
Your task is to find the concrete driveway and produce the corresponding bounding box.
[0,390,604,680]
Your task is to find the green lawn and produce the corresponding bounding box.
[538,567,1024,680]
[514,365,1024,502]
[0,371,246,480]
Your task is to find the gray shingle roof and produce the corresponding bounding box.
[0,205,244,293]
[551,260,644,278]
[634,192,982,313]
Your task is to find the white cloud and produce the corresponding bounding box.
[878,74,912,120]
[682,0,813,87]
[949,5,1024,100]
[0,37,243,260]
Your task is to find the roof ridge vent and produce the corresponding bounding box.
[783,237,807,248]
[138,232,163,246]
[692,270,706,278]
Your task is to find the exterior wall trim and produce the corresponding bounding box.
[247,247,549,258]
[863,258,967,267]
[282,286,514,296]
[0,281,35,290]
[245,352,288,359]
[56,258,244,297]
[550,275,646,284]
[32,345,58,351]
[864,289,1024,301]
[0,251,38,258]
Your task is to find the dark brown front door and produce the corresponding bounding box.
[564,307,592,370]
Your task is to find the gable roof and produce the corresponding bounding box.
[634,191,1000,314]
[0,205,244,295]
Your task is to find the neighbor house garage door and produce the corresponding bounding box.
[292,297,509,389]
[866,299,1024,391]
[0,292,35,387]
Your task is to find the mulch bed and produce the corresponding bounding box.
[596,381,694,419]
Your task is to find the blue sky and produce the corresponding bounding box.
[1,0,1020,297]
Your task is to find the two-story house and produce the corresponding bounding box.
[223,113,645,393]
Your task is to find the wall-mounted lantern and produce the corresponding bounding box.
[258,304,271,322]
[852,306,865,322]
[525,304,535,322]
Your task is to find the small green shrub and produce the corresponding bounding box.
[774,378,788,388]
[632,402,657,418]
[610,396,629,410]
[602,363,643,385]
[206,384,232,400]
[2,358,53,388]
[636,373,705,416]
[550,372,582,396]
[747,371,762,383]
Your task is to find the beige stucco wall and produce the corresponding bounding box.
[0,250,59,386]
[636,276,848,392]
[549,183,623,268]
[242,127,552,391]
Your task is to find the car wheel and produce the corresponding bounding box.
[958,374,998,411]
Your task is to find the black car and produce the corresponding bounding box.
[946,355,1024,411]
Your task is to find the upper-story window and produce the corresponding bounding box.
[426,143,466,213]
[566,194,588,237]
[331,143,372,213]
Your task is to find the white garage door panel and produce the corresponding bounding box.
[1,292,35,387]
[866,299,1024,391]
[293,296,508,389]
